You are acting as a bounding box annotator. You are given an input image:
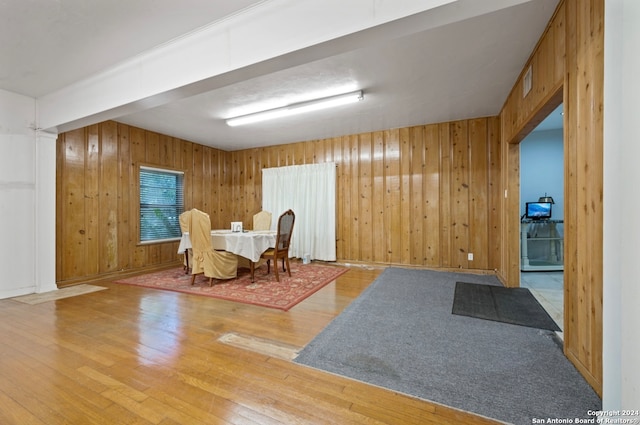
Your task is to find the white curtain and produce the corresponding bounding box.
[262,163,336,261]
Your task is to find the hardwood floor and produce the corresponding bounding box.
[0,264,501,425]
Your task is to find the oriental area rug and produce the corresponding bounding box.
[113,262,348,311]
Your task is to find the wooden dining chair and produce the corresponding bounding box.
[252,210,272,231]
[179,210,192,274]
[188,208,238,286]
[260,209,295,282]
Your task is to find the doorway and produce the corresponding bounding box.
[519,103,564,336]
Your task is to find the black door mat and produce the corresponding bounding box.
[452,281,561,332]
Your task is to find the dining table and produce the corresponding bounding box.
[178,229,277,281]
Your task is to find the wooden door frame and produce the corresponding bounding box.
[505,87,564,288]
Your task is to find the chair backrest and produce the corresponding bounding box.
[179,210,191,234]
[188,208,212,253]
[253,210,272,231]
[275,209,295,251]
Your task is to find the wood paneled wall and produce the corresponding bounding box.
[499,0,603,395]
[563,0,604,395]
[56,117,501,284]
[230,119,501,270]
[56,123,232,283]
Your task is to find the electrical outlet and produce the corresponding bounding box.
[468,253,474,261]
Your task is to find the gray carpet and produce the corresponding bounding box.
[452,282,562,332]
[294,268,601,425]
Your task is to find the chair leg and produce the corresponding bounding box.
[281,257,286,272]
[209,277,213,287]
[273,258,280,282]
[285,256,292,277]
[191,274,196,285]
[266,259,271,274]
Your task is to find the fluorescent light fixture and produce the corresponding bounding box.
[226,90,364,127]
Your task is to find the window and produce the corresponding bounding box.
[139,166,184,242]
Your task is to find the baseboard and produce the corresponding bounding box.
[56,261,182,288]
[335,260,498,276]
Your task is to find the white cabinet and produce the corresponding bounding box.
[521,219,563,271]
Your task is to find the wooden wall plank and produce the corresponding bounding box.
[336,136,349,260]
[385,130,401,265]
[359,133,373,263]
[245,149,259,227]
[145,130,162,267]
[399,127,412,265]
[424,124,440,267]
[191,143,205,212]
[181,141,194,210]
[129,126,146,269]
[159,134,172,167]
[349,135,360,262]
[469,119,489,270]
[210,147,223,223]
[450,120,470,268]
[85,124,100,277]
[409,126,424,265]
[553,3,566,84]
[371,131,386,264]
[117,124,131,271]
[99,121,119,273]
[229,150,240,222]
[487,117,501,270]
[439,123,452,268]
[293,141,306,165]
[201,147,213,215]
[253,148,266,217]
[145,132,160,164]
[220,145,234,227]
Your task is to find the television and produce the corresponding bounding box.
[525,202,552,220]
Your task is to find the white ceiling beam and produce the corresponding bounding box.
[36,0,534,133]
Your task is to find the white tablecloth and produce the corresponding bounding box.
[178,230,276,262]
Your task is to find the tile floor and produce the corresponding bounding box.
[520,271,564,338]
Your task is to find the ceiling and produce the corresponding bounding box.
[0,0,264,97]
[1,0,560,151]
